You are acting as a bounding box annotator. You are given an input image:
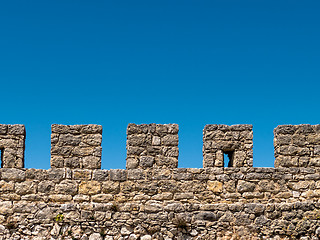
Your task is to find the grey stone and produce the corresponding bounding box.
[195,211,217,221]
[139,156,154,168]
[237,180,256,193]
[1,168,25,181]
[109,169,127,181]
[92,170,109,181]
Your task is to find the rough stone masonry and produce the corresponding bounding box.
[0,123,320,240]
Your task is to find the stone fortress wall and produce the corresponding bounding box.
[0,123,320,239]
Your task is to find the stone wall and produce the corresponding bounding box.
[0,124,25,168]
[51,124,102,169]
[0,123,319,240]
[203,124,253,168]
[274,124,320,168]
[126,124,179,170]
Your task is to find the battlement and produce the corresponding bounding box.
[1,123,320,169]
[0,123,320,239]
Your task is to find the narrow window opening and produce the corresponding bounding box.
[223,151,234,167]
[0,148,3,168]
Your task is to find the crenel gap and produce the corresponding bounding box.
[0,148,3,168]
[223,150,234,167]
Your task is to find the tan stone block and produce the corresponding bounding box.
[0,180,14,193]
[307,134,320,144]
[302,190,320,198]
[120,181,136,193]
[274,191,292,199]
[233,151,246,167]
[102,181,120,194]
[144,202,163,213]
[288,181,313,191]
[174,192,194,200]
[50,156,64,168]
[64,211,81,221]
[73,169,92,180]
[94,211,105,221]
[161,135,179,146]
[72,147,94,156]
[21,194,46,201]
[59,134,82,146]
[310,157,320,167]
[15,181,38,195]
[0,193,21,201]
[207,180,223,193]
[225,181,236,192]
[91,194,113,202]
[126,157,139,169]
[203,153,214,168]
[55,180,78,195]
[49,194,73,202]
[73,194,90,202]
[79,181,101,195]
[82,156,101,169]
[82,134,102,146]
[0,201,13,214]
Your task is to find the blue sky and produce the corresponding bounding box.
[0,1,319,169]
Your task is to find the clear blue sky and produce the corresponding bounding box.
[0,1,319,169]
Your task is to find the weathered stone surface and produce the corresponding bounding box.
[102,181,120,194]
[109,169,127,181]
[50,124,102,169]
[1,123,320,239]
[0,125,25,168]
[237,180,256,193]
[274,124,320,168]
[55,180,78,195]
[126,124,179,169]
[91,194,113,202]
[15,181,37,195]
[79,181,101,195]
[203,124,253,168]
[92,170,109,181]
[207,180,223,193]
[89,233,103,240]
[1,168,25,181]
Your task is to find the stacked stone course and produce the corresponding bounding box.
[0,123,320,239]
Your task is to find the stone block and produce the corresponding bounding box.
[79,181,101,195]
[102,181,120,194]
[109,169,127,181]
[92,170,109,181]
[15,181,37,195]
[207,180,223,193]
[91,194,113,202]
[1,168,25,181]
[55,180,78,195]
